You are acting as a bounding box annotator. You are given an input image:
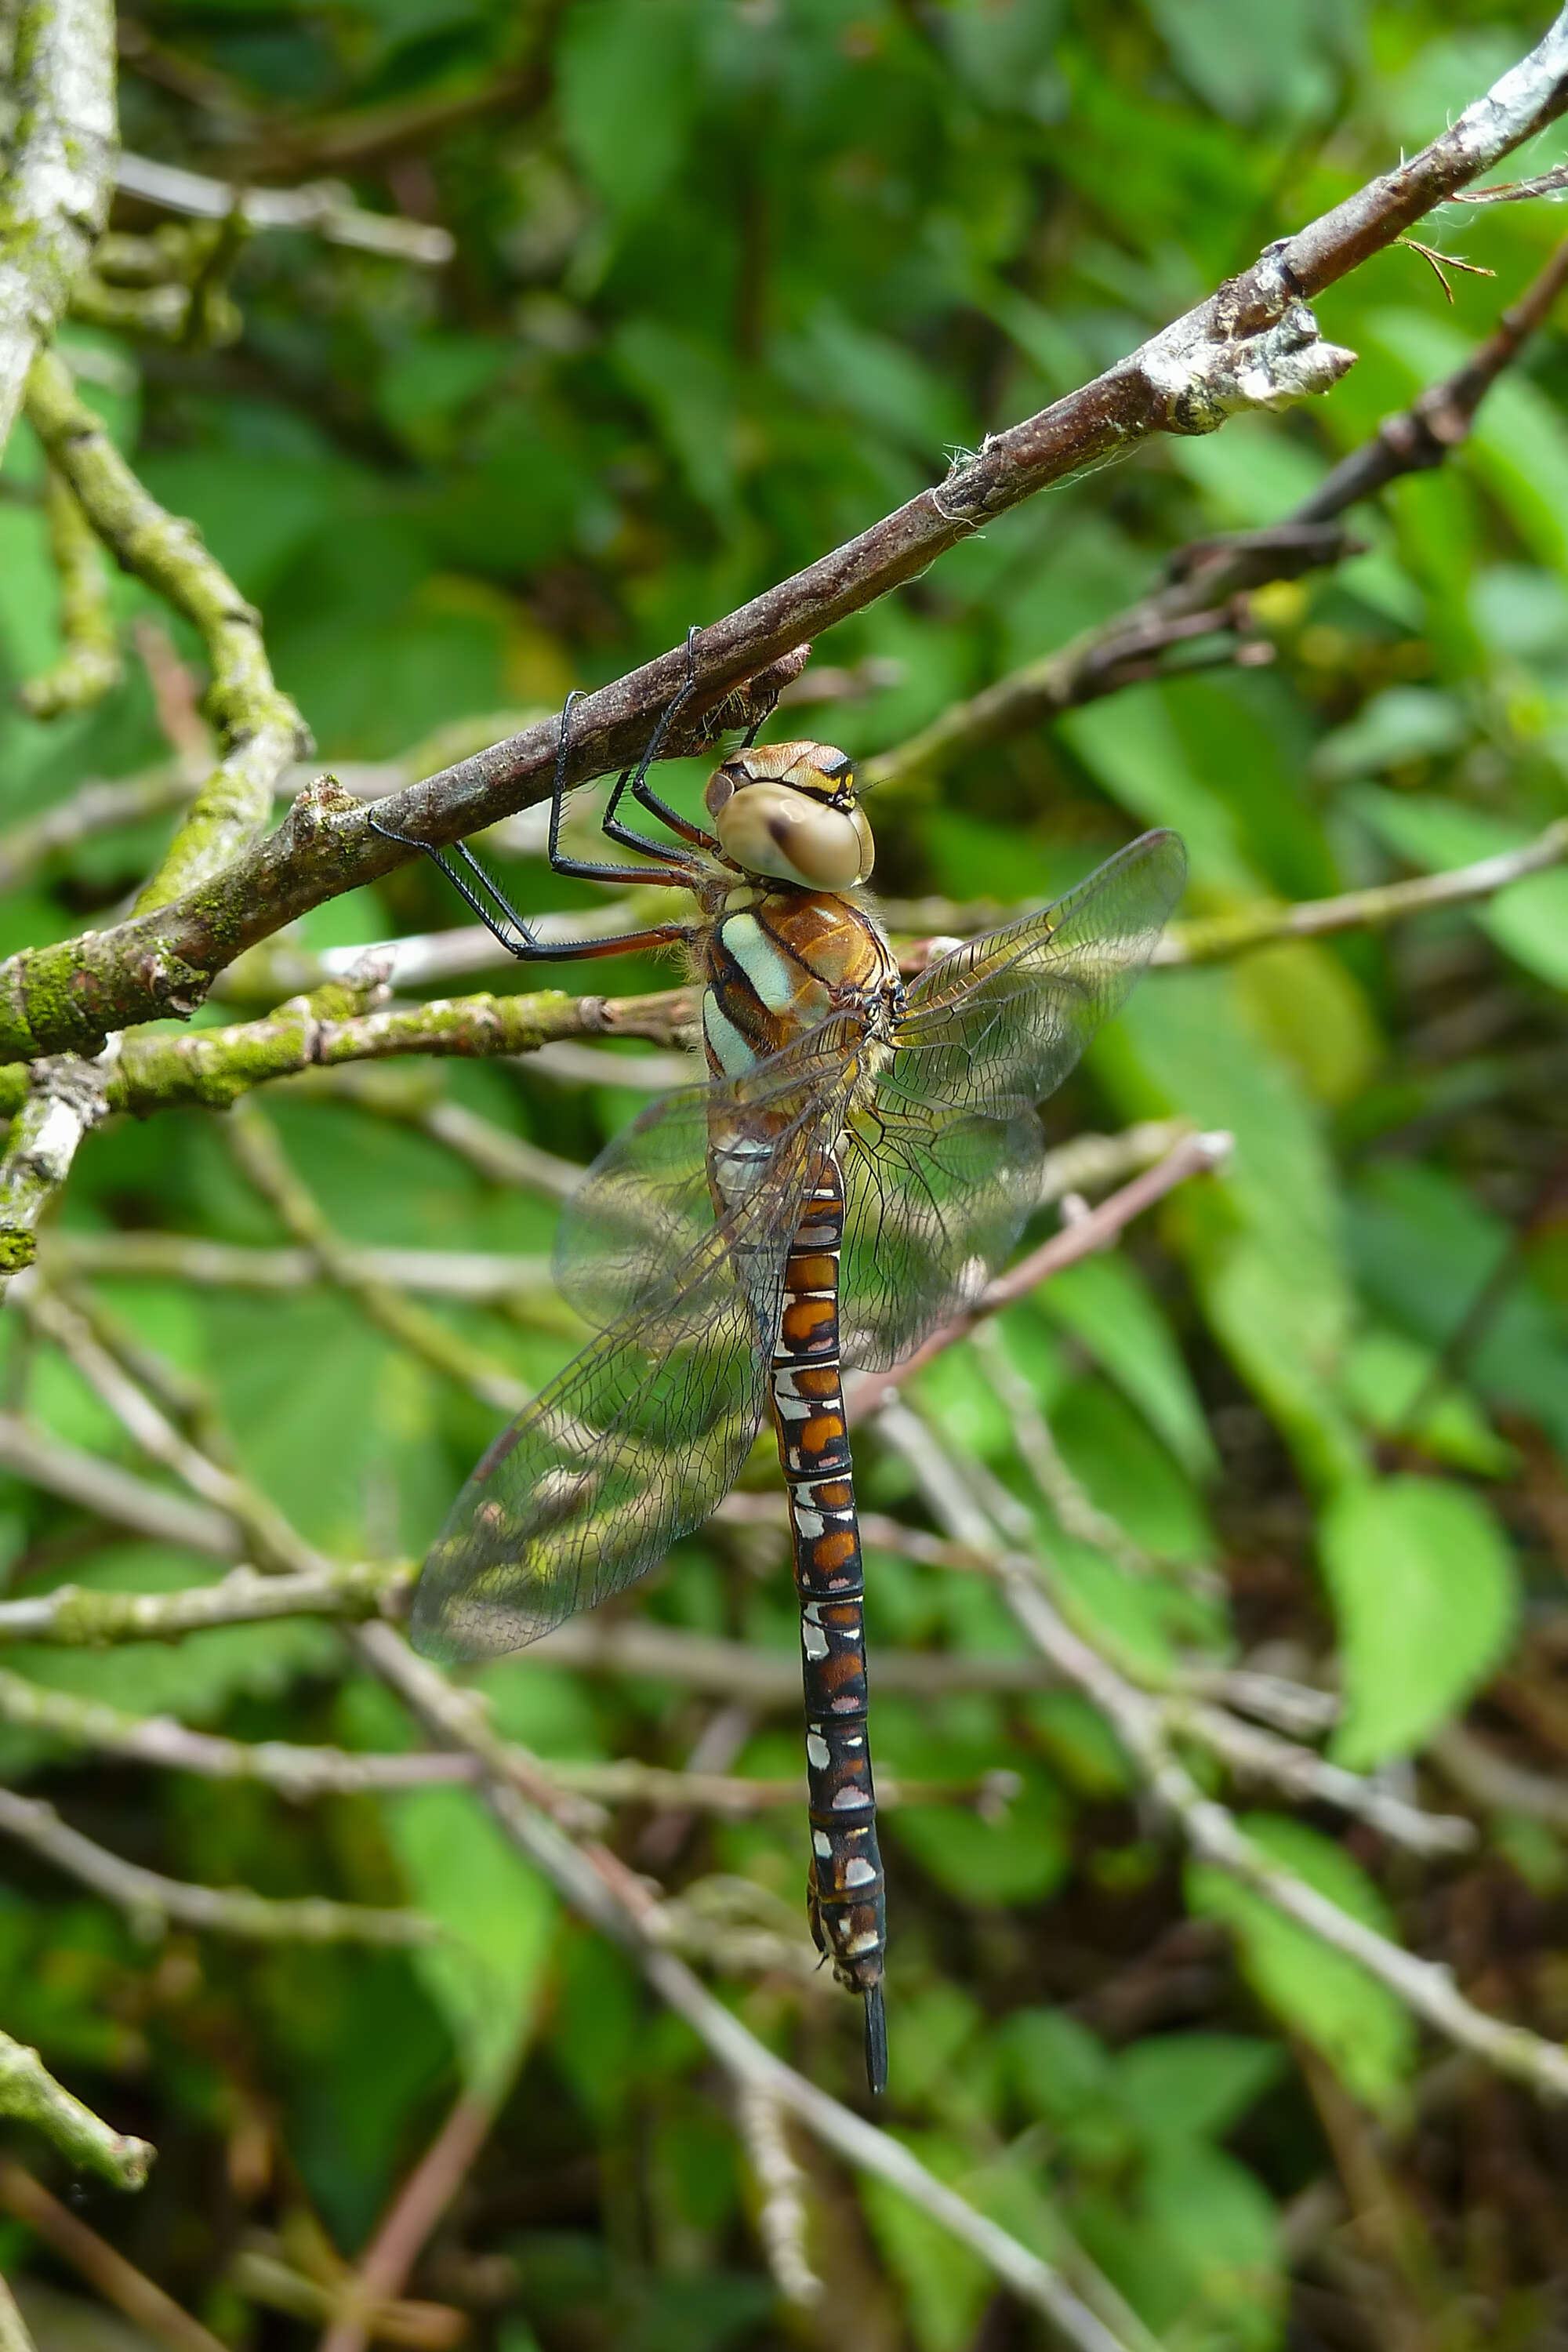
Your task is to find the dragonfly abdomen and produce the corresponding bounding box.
[769,1150,888,2093]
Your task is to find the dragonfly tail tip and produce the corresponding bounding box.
[863,1984,888,2096]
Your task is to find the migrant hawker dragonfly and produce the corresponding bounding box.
[376,675,1185,2093]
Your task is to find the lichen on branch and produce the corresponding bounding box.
[0,0,116,456]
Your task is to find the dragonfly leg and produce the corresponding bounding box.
[606,625,721,856]
[543,685,707,886]
[368,681,716,960]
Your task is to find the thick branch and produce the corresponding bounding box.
[0,2027,153,2189]
[0,0,116,455]
[0,981,693,1123]
[10,17,1568,1055]
[869,228,1568,794]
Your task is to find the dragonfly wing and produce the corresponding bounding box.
[412,1022,869,1662]
[839,1097,1044,1371]
[889,828,1186,1113]
[553,1083,736,1334]
[839,829,1185,1370]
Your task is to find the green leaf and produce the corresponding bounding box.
[1187,1816,1416,2105]
[1058,692,1259,893]
[1320,1475,1519,1769]
[557,0,705,217]
[1480,866,1568,993]
[381,1787,557,2092]
[1036,1255,1218,1481]
[1112,2034,1283,2144]
[892,1759,1069,1907]
[1137,2142,1284,2348]
[858,2131,993,2352]
[1347,1160,1568,1458]
[1339,1327,1517,1478]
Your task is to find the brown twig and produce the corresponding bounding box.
[0,2160,228,2352]
[0,2274,39,2352]
[846,1130,1232,1421]
[318,2090,502,2352]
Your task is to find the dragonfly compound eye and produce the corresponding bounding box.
[710,777,875,890]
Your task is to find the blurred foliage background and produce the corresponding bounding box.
[5,0,1568,2347]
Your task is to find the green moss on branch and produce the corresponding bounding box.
[16,462,123,718]
[0,0,117,455]
[0,2025,154,2190]
[24,348,308,908]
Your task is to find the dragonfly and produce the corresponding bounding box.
[372,659,1185,2094]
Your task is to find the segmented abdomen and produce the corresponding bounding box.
[768,1153,887,2023]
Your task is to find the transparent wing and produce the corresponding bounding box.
[411,1024,869,1663]
[840,829,1185,1370]
[839,1098,1044,1370]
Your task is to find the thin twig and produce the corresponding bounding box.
[0,770,195,894]
[13,1273,311,1570]
[38,1231,556,1300]
[847,1131,1233,1421]
[317,2089,503,2352]
[0,1786,437,1946]
[0,2161,228,2352]
[0,2274,38,2352]
[16,462,122,718]
[737,2082,822,2308]
[223,1098,530,1414]
[1000,1567,1568,2099]
[0,2027,153,2189]
[113,149,456,265]
[1427,1722,1568,1828]
[0,1555,403,1644]
[1157,819,1568,964]
[0,1664,987,1813]
[354,1621,1145,2352]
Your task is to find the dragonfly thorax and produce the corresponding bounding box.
[704,740,875,891]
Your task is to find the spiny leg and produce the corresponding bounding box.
[606,625,720,856]
[368,684,707,961]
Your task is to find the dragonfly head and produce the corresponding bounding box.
[705,741,875,890]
